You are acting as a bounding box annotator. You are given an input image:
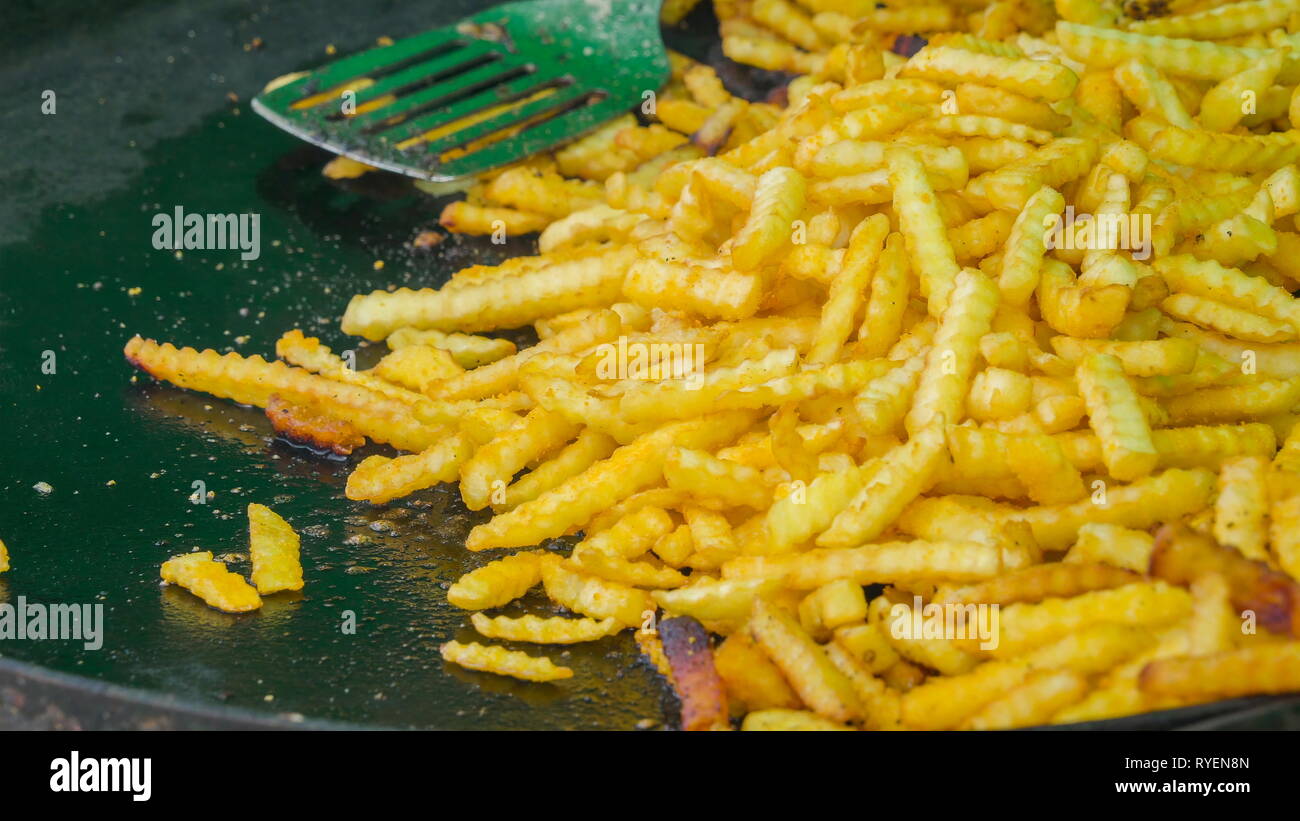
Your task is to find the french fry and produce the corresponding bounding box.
[998,186,1065,307]
[900,45,1079,101]
[124,337,442,452]
[808,213,890,364]
[440,640,573,682]
[247,503,303,595]
[818,419,947,548]
[1065,523,1154,572]
[342,246,635,339]
[905,269,1000,434]
[714,631,802,712]
[541,556,651,628]
[1076,353,1159,481]
[890,148,963,316]
[741,709,853,731]
[470,613,620,644]
[345,433,474,505]
[387,327,516,369]
[659,616,731,730]
[460,409,578,511]
[1215,455,1271,562]
[1140,643,1300,699]
[798,579,867,641]
[664,447,773,510]
[264,394,365,456]
[936,562,1142,607]
[749,597,863,724]
[160,552,261,613]
[732,167,806,271]
[466,411,754,550]
[447,550,546,611]
[655,577,782,622]
[1150,523,1300,636]
[991,582,1191,657]
[962,669,1090,730]
[783,541,1004,590]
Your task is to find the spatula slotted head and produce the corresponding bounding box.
[252,0,669,181]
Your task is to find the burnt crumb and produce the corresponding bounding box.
[891,34,928,58]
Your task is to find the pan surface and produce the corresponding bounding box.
[1,0,1298,730]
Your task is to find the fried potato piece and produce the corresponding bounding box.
[447,550,545,610]
[1215,455,1271,562]
[264,394,365,455]
[741,709,853,731]
[733,167,806,271]
[991,582,1191,657]
[936,562,1141,607]
[387,327,516,369]
[370,345,463,393]
[469,613,619,644]
[714,631,802,712]
[345,433,474,505]
[749,597,862,724]
[660,616,731,730]
[568,545,687,589]
[655,577,782,622]
[1150,523,1300,636]
[962,669,1090,730]
[459,408,578,511]
[818,419,947,547]
[1077,353,1158,481]
[466,411,754,550]
[1140,642,1300,699]
[1065,523,1154,572]
[577,505,674,560]
[160,551,262,613]
[541,556,652,628]
[782,541,1004,590]
[0,538,8,573]
[798,579,868,641]
[1012,467,1215,551]
[124,337,441,452]
[342,246,635,339]
[440,640,573,682]
[907,270,1000,435]
[664,447,772,510]
[247,503,303,595]
[890,148,962,316]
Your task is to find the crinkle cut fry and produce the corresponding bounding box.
[341,245,635,339]
[124,336,441,452]
[466,410,756,550]
[660,616,731,730]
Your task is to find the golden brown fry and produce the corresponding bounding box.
[160,552,261,613]
[247,503,303,595]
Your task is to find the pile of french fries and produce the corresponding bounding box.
[124,0,1300,729]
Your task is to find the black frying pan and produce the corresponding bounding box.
[1,0,1297,730]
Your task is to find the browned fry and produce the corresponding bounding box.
[1150,524,1300,637]
[659,616,732,731]
[264,394,365,455]
[935,562,1143,607]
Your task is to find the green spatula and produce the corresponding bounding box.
[252,0,670,182]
